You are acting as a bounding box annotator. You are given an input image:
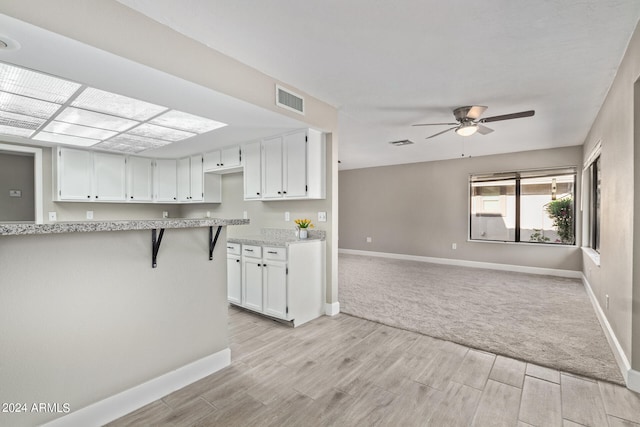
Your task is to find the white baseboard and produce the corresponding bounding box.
[43,348,231,427]
[582,274,635,390]
[325,301,340,316]
[339,248,582,279]
[628,369,640,392]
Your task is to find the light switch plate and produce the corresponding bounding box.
[285,211,290,221]
[86,211,94,220]
[318,211,327,222]
[162,211,169,218]
[48,211,57,222]
[243,211,248,219]
[9,189,21,197]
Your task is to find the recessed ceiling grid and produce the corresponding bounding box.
[0,62,227,153]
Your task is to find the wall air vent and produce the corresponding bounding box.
[389,139,414,146]
[276,84,305,115]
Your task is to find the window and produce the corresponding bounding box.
[589,156,601,252]
[470,168,576,244]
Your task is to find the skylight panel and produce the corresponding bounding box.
[71,87,168,121]
[94,140,146,153]
[108,133,170,148]
[127,123,196,141]
[43,121,118,140]
[0,110,47,129]
[0,63,81,104]
[150,110,227,133]
[0,91,62,119]
[0,124,35,138]
[55,107,138,132]
[33,131,99,147]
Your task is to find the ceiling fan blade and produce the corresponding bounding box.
[480,110,535,123]
[425,126,458,139]
[466,105,488,120]
[477,124,494,135]
[412,122,458,127]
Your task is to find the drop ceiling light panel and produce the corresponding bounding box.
[0,62,228,153]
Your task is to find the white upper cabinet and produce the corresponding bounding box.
[56,147,125,202]
[177,155,204,202]
[57,147,92,201]
[127,156,153,202]
[243,140,262,200]
[252,129,325,201]
[93,152,126,201]
[261,135,284,199]
[154,159,177,202]
[203,145,242,173]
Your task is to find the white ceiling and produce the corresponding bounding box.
[0,13,307,158]
[117,0,640,170]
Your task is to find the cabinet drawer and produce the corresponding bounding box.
[264,246,287,261]
[226,242,241,255]
[242,244,262,258]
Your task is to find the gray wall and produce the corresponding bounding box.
[582,20,640,370]
[0,152,34,221]
[339,146,583,271]
[0,227,229,427]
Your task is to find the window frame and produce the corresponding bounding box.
[469,167,577,246]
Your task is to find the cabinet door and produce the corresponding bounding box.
[155,159,177,202]
[264,262,287,319]
[58,147,93,200]
[243,141,262,199]
[190,155,204,201]
[262,135,283,199]
[93,152,126,201]
[227,255,242,304]
[242,258,263,312]
[221,146,241,167]
[127,156,153,201]
[283,131,307,198]
[203,150,221,172]
[177,157,191,202]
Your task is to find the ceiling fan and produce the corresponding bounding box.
[412,106,535,139]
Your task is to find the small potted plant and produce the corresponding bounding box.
[294,218,313,239]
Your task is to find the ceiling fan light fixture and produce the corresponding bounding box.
[455,122,478,137]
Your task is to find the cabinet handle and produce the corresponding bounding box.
[257,263,261,267]
[267,251,278,254]
[221,163,224,166]
[130,196,134,199]
[283,191,287,194]
[236,259,240,263]
[245,249,254,252]
[256,192,260,195]
[87,195,90,199]
[216,163,220,166]
[277,191,281,194]
[95,196,99,199]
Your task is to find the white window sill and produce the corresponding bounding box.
[582,247,601,267]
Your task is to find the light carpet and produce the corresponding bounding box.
[339,253,625,385]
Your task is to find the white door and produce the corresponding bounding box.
[190,155,203,202]
[227,255,242,304]
[243,258,263,312]
[243,141,262,199]
[177,157,191,202]
[264,262,288,319]
[203,150,221,172]
[221,146,241,167]
[93,152,126,201]
[283,131,307,198]
[58,147,92,200]
[154,159,177,202]
[262,135,283,199]
[127,156,153,201]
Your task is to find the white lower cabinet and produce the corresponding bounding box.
[229,240,325,327]
[226,243,242,305]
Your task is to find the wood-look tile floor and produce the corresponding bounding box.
[109,307,640,426]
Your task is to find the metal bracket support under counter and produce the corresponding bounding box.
[209,226,222,260]
[151,228,165,268]
[151,226,222,268]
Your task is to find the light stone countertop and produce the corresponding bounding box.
[0,218,249,236]
[228,228,325,247]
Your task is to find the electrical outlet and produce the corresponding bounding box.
[162,211,169,218]
[318,211,327,222]
[86,210,94,220]
[243,211,248,219]
[366,237,372,243]
[452,243,457,250]
[285,211,290,221]
[206,211,211,218]
[48,211,57,222]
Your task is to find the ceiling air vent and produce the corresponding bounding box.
[389,139,414,146]
[276,84,304,115]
